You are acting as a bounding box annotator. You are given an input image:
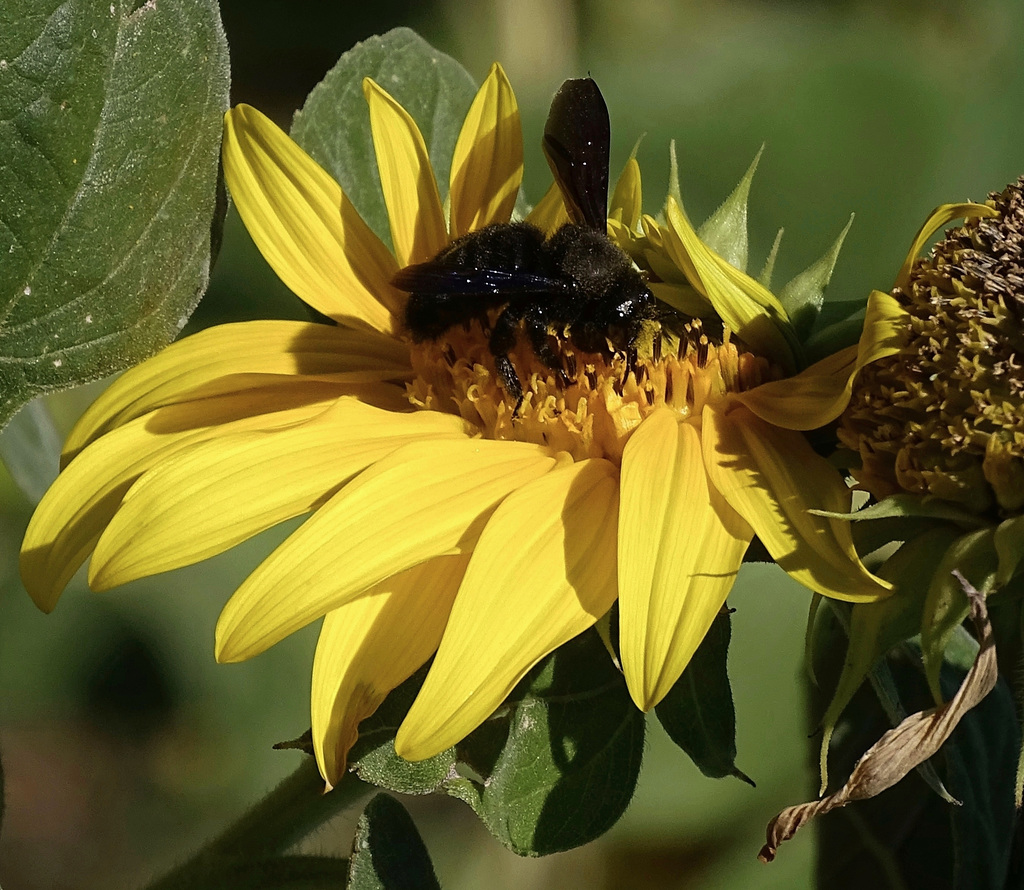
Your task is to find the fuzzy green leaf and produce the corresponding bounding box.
[348,631,644,856]
[0,0,229,430]
[290,27,477,250]
[349,795,440,890]
[446,630,644,856]
[348,666,457,795]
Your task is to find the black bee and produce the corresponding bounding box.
[393,78,664,407]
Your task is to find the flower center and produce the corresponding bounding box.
[838,178,1024,515]
[405,318,775,465]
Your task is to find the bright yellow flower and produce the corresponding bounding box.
[21,64,892,788]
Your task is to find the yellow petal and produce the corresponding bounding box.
[525,180,570,237]
[89,400,473,590]
[223,106,403,331]
[363,79,448,266]
[618,410,751,710]
[736,289,908,430]
[702,404,891,601]
[64,321,411,460]
[609,157,642,230]
[449,63,522,238]
[20,392,336,613]
[395,459,619,761]
[215,440,560,662]
[662,197,798,371]
[312,554,468,787]
[894,202,998,292]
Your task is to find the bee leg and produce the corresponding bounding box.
[523,306,563,375]
[490,305,527,408]
[494,354,524,412]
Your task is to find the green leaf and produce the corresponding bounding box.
[0,0,229,431]
[943,670,1019,890]
[654,610,748,782]
[348,795,441,890]
[291,28,478,250]
[697,146,763,273]
[0,398,60,503]
[778,214,853,340]
[446,630,644,856]
[349,631,644,856]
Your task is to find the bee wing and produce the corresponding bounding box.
[392,263,570,296]
[542,78,610,231]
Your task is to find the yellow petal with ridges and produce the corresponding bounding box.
[312,554,468,787]
[525,180,569,237]
[223,106,403,331]
[20,393,337,613]
[610,158,642,230]
[618,410,751,711]
[663,197,798,371]
[449,63,522,238]
[395,458,619,761]
[216,440,560,663]
[363,79,448,267]
[64,321,411,460]
[894,202,998,292]
[736,289,908,430]
[702,405,891,602]
[89,400,473,590]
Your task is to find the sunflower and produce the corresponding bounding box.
[21,63,892,788]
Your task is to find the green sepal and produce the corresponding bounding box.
[812,492,989,528]
[348,795,441,890]
[697,146,764,273]
[994,515,1024,588]
[654,610,750,783]
[816,527,960,792]
[778,214,854,341]
[803,298,870,362]
[921,528,999,703]
[290,28,477,251]
[758,228,784,289]
[0,0,229,431]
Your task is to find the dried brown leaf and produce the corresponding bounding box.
[759,572,997,863]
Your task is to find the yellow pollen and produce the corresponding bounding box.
[405,321,772,464]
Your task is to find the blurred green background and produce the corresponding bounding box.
[2,0,1023,887]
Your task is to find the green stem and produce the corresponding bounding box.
[145,758,370,890]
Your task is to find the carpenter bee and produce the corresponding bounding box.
[393,78,664,407]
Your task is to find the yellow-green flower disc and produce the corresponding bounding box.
[839,183,1023,516]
